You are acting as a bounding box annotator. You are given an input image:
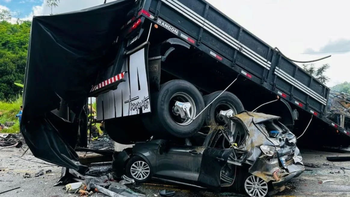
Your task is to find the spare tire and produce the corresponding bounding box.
[105,116,152,144]
[203,91,244,127]
[142,79,205,138]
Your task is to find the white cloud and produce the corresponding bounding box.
[206,0,350,87]
[0,5,19,23]
[30,0,115,16]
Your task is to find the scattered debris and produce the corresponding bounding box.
[304,162,321,168]
[35,169,44,177]
[0,186,21,195]
[119,175,135,185]
[45,169,52,174]
[23,173,32,178]
[327,156,350,162]
[319,180,335,184]
[0,134,22,148]
[159,190,176,197]
[65,182,85,193]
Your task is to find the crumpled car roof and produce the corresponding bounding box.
[233,111,280,127]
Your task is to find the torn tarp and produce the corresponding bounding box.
[21,0,137,170]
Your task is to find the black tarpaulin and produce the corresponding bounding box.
[21,0,136,170]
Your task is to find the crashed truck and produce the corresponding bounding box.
[21,0,348,192]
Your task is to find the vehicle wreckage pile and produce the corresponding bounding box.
[327,91,350,130]
[63,111,305,197]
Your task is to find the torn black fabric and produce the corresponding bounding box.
[21,0,136,170]
[22,0,135,121]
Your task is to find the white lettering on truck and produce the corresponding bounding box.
[97,48,151,120]
[157,18,179,35]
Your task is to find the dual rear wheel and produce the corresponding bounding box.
[106,79,244,143]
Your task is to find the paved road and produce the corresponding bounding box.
[1,146,350,197]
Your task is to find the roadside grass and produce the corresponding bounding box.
[0,97,22,133]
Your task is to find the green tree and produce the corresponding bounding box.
[0,9,11,21]
[302,63,330,84]
[0,20,31,101]
[332,82,350,94]
[47,0,60,15]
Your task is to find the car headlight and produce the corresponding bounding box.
[260,145,277,157]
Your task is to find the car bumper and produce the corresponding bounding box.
[272,164,304,187]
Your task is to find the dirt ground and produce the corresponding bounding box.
[1,145,350,197]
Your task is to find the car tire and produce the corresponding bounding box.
[142,79,205,138]
[243,174,269,197]
[105,116,152,144]
[125,156,152,183]
[203,91,244,127]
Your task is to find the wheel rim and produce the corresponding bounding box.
[130,160,150,181]
[170,92,196,126]
[244,175,268,197]
[215,103,237,124]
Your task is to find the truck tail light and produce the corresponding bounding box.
[131,19,142,31]
[138,9,151,17]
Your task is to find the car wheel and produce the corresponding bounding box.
[203,91,244,128]
[126,156,152,183]
[142,79,205,138]
[105,116,152,144]
[244,174,269,197]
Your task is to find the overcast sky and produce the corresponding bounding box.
[0,0,349,87]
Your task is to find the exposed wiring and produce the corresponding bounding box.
[274,47,331,63]
[297,114,313,140]
[252,97,280,112]
[191,74,240,120]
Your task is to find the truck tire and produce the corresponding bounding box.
[142,79,205,138]
[105,116,152,144]
[203,91,244,127]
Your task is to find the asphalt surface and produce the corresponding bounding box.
[1,145,350,197]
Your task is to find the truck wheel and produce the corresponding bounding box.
[143,79,205,138]
[105,116,152,144]
[203,91,244,127]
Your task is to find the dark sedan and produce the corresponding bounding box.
[116,111,305,197]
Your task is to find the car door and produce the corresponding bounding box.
[155,141,204,183]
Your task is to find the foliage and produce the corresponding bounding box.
[302,63,330,84]
[0,97,22,133]
[331,82,350,94]
[47,0,60,15]
[0,20,31,101]
[0,9,11,21]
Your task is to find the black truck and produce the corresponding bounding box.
[22,0,350,172]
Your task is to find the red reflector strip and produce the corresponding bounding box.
[295,101,303,107]
[131,19,142,30]
[310,110,318,116]
[180,33,196,44]
[139,9,151,17]
[277,91,287,98]
[91,72,125,92]
[210,51,222,61]
[241,70,252,78]
[331,123,338,128]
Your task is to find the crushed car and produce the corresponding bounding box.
[114,111,305,197]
